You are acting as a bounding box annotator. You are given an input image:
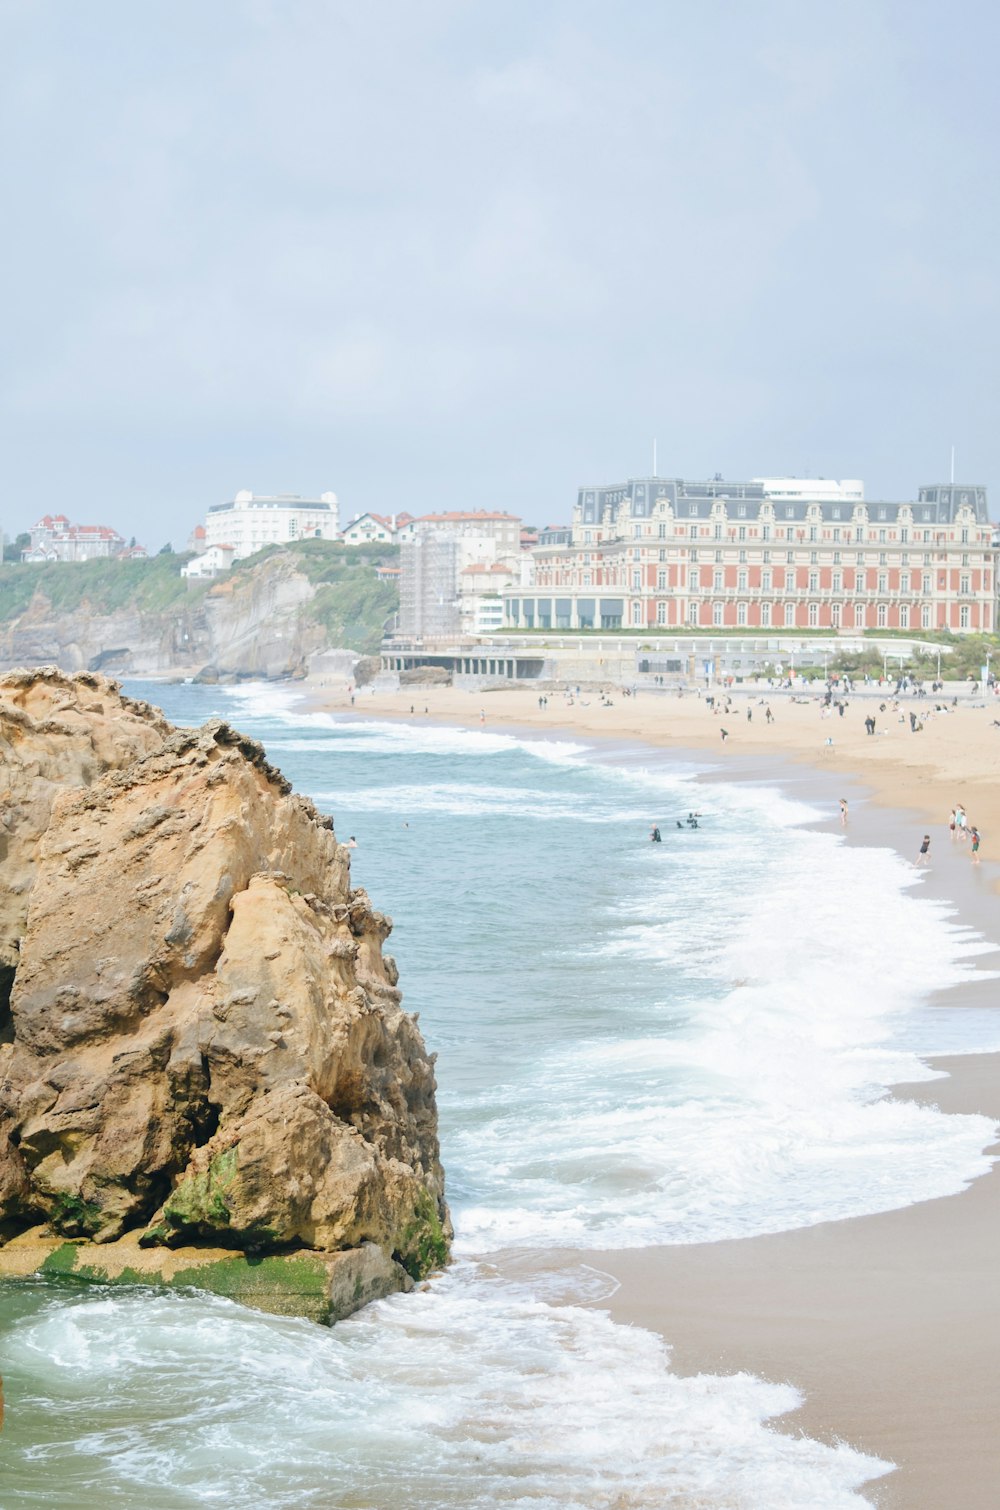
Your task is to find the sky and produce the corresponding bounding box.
[1,0,998,547]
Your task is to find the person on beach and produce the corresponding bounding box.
[839,798,848,826]
[949,809,957,839]
[970,827,981,863]
[720,728,729,743]
[916,834,931,867]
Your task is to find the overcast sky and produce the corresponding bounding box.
[1,0,998,546]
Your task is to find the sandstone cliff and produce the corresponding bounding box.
[0,542,398,680]
[0,669,448,1321]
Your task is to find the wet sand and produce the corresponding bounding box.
[308,677,1000,1507]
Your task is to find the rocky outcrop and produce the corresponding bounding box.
[0,549,394,679]
[0,669,448,1321]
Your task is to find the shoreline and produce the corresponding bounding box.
[296,679,1000,1509]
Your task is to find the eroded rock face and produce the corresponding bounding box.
[0,669,449,1314]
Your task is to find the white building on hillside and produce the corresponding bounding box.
[341,512,415,546]
[204,491,339,559]
[181,544,236,579]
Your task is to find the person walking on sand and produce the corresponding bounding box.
[970,826,981,863]
[720,727,729,743]
[915,834,931,867]
[839,798,848,826]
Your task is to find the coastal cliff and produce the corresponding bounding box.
[0,669,448,1322]
[0,541,398,680]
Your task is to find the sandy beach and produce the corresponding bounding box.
[306,676,1000,1509]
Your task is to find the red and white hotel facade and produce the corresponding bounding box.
[504,476,995,635]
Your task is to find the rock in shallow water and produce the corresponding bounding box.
[0,668,450,1322]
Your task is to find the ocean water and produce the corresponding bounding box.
[2,680,998,1508]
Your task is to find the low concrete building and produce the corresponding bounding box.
[181,544,236,579]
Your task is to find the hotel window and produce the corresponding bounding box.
[879,552,887,566]
[737,504,746,518]
[738,526,746,541]
[922,572,931,593]
[632,602,643,625]
[900,572,909,593]
[584,531,591,543]
[762,525,771,540]
[831,603,841,627]
[713,601,724,625]
[763,549,771,563]
[876,572,886,593]
[762,570,772,592]
[657,569,667,589]
[689,504,698,516]
[659,548,667,562]
[808,604,819,627]
[632,568,641,590]
[658,523,666,539]
[899,605,910,628]
[832,572,842,592]
[809,571,818,591]
[922,604,932,629]
[737,602,748,626]
[739,548,747,563]
[960,605,970,629]
[783,602,796,626]
[713,569,723,590]
[688,569,699,591]
[738,570,748,591]
[761,602,772,626]
[688,601,699,624]
[962,553,970,565]
[855,603,866,627]
[855,527,864,542]
[961,575,970,594]
[877,604,887,627]
[961,528,969,543]
[901,528,909,542]
[809,526,817,542]
[657,601,667,625]
[583,573,591,586]
[714,524,723,540]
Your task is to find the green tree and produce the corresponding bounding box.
[2,532,30,563]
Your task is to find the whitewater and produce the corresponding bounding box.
[2,680,997,1509]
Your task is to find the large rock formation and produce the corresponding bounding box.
[0,668,449,1321]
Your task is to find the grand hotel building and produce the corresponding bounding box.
[505,476,995,634]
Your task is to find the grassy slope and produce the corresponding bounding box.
[0,540,400,656]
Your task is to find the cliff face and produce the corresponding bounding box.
[0,669,448,1320]
[0,547,396,679]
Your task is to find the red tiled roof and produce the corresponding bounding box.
[415,511,519,523]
